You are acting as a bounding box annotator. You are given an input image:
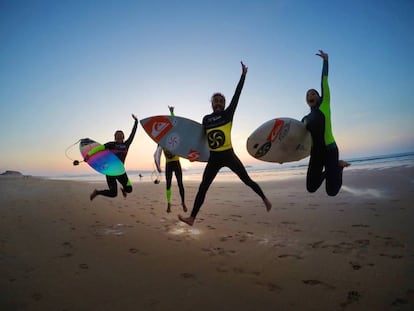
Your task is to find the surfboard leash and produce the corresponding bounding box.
[64,139,84,166]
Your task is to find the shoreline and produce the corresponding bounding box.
[1,166,413,310]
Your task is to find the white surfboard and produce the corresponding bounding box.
[140,115,210,162]
[247,118,312,164]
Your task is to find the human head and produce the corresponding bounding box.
[114,130,125,143]
[306,89,321,108]
[211,93,226,113]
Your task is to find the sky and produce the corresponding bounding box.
[1,0,413,176]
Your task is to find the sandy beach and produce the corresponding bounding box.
[1,166,413,310]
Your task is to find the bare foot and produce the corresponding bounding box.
[178,215,194,226]
[264,197,272,212]
[339,160,351,168]
[167,203,171,213]
[121,188,127,199]
[90,189,97,201]
[182,202,188,212]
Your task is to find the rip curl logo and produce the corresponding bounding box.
[207,130,225,149]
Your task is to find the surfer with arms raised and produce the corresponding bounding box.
[88,114,138,200]
[154,106,187,213]
[179,62,272,226]
[302,50,350,196]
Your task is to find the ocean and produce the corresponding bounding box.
[50,151,414,184]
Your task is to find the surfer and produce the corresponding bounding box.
[302,50,350,196]
[154,106,187,213]
[178,62,272,226]
[88,114,138,200]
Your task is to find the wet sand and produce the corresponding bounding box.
[1,166,413,310]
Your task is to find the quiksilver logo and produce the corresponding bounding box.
[151,121,169,139]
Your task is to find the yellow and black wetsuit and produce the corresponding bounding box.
[93,118,138,198]
[302,59,343,196]
[190,73,267,219]
[154,145,185,205]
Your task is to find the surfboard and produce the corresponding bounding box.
[246,118,312,164]
[140,115,210,162]
[79,138,126,176]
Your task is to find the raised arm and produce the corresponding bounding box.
[226,61,248,116]
[125,114,139,146]
[316,50,330,107]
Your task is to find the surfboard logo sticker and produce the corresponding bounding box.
[254,142,272,158]
[267,119,285,142]
[143,116,173,142]
[166,133,180,151]
[187,149,200,162]
[278,122,290,141]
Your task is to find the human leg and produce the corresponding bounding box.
[178,160,220,225]
[227,152,272,211]
[306,150,325,193]
[325,146,344,196]
[91,175,118,199]
[174,162,187,212]
[165,163,173,212]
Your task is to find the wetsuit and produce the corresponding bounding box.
[190,73,267,219]
[154,145,185,205]
[93,119,138,197]
[302,59,343,196]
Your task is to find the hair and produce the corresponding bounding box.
[114,130,124,137]
[307,89,320,97]
[211,92,226,104]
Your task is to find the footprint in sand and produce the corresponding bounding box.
[255,281,282,292]
[278,254,303,260]
[79,263,89,269]
[180,272,196,279]
[340,290,362,308]
[303,279,335,290]
[349,261,362,270]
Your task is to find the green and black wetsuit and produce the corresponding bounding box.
[154,145,185,205]
[189,73,267,219]
[302,59,343,196]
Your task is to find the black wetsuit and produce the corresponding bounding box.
[155,146,185,204]
[190,73,267,219]
[96,119,138,197]
[302,59,343,196]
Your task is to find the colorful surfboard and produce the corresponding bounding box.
[79,138,126,176]
[140,115,210,162]
[246,118,312,164]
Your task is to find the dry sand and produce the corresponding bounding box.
[1,166,413,310]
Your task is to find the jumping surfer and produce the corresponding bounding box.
[302,50,350,196]
[88,114,138,200]
[154,106,187,213]
[178,61,272,226]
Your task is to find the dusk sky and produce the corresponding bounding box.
[1,0,413,176]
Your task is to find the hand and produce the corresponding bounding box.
[316,50,328,60]
[84,154,90,162]
[168,106,174,114]
[132,113,138,121]
[241,61,248,75]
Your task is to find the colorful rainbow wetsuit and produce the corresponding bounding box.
[189,73,267,219]
[302,59,343,196]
